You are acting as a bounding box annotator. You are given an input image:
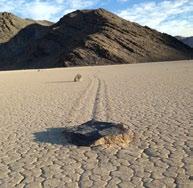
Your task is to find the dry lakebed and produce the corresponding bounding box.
[0,60,193,188]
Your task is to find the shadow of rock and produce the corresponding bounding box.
[33,120,134,147]
[33,127,69,146]
[45,81,74,84]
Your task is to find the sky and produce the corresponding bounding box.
[0,0,192,37]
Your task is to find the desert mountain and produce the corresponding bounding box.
[176,36,193,48]
[0,8,193,70]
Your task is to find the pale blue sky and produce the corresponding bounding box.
[0,0,192,37]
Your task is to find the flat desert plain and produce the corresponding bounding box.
[0,61,193,188]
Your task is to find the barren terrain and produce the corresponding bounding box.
[0,61,193,188]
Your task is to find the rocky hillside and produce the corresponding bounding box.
[176,36,193,48]
[0,12,52,43]
[0,12,31,43]
[0,9,193,70]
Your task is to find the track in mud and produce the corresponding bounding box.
[66,76,112,125]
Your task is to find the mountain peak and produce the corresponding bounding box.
[56,8,119,27]
[66,8,110,16]
[0,12,20,20]
[1,12,14,16]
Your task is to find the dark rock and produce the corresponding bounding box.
[144,148,158,157]
[189,176,193,181]
[74,74,82,82]
[63,120,134,147]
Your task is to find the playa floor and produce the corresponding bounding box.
[0,61,193,188]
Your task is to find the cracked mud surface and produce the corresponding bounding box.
[0,61,193,188]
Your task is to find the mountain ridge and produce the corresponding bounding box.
[0,8,193,70]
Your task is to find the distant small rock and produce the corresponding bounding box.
[74,74,82,82]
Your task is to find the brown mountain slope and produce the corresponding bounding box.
[0,12,32,43]
[0,9,193,70]
[0,12,52,43]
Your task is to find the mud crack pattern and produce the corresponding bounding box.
[0,61,193,188]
